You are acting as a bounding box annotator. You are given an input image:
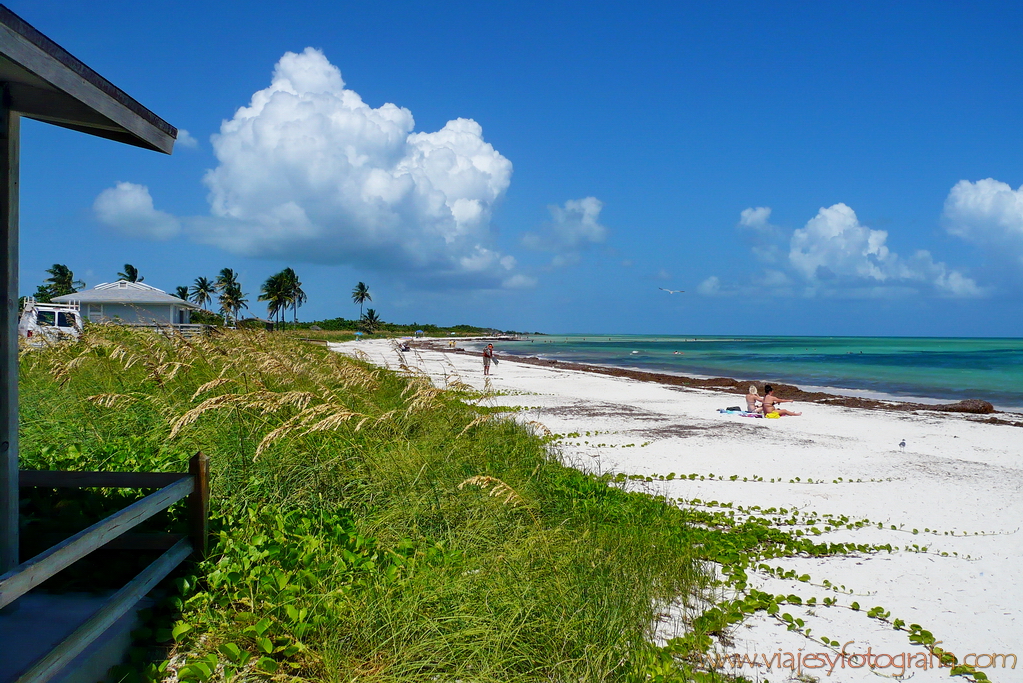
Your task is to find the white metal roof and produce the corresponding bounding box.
[51,280,198,308]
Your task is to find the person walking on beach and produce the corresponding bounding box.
[482,343,498,376]
[761,385,801,417]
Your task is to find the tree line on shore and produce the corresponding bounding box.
[26,263,387,331]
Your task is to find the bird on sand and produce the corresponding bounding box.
[899,439,906,451]
[659,288,685,294]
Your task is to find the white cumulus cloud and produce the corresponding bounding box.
[521,197,608,267]
[176,129,199,149]
[738,205,784,262]
[789,203,904,282]
[762,269,791,287]
[93,182,180,240]
[787,203,981,296]
[697,276,721,295]
[730,204,982,297]
[547,197,608,247]
[199,48,513,283]
[942,178,1023,259]
[502,273,537,289]
[928,261,985,297]
[739,206,774,231]
[98,48,518,287]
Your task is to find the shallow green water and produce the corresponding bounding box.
[489,336,1023,410]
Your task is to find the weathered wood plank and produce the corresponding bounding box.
[0,477,193,609]
[14,538,192,683]
[18,470,188,489]
[101,532,184,551]
[187,453,210,559]
[33,532,185,552]
[0,95,20,574]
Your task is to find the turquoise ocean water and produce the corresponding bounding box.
[486,336,1023,411]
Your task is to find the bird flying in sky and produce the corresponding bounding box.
[659,288,685,294]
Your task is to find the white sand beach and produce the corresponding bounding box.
[336,339,1023,682]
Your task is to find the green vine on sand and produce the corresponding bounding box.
[607,475,993,683]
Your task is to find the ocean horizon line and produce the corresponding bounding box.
[522,333,1023,341]
[471,335,1023,411]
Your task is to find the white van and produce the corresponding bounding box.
[18,297,84,343]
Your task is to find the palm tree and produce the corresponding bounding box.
[215,268,244,325]
[31,285,54,303]
[351,282,371,318]
[361,308,381,333]
[215,268,238,292]
[190,276,215,311]
[43,264,84,297]
[259,272,291,330]
[281,268,306,324]
[219,283,247,326]
[117,264,143,282]
[174,286,190,301]
[33,264,84,302]
[233,286,249,322]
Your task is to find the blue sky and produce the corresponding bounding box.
[12,0,1023,335]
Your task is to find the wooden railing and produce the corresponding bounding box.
[0,452,209,682]
[128,323,211,339]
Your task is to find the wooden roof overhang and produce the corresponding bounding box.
[1,4,177,573]
[0,5,176,152]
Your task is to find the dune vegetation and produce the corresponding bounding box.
[20,328,717,682]
[20,327,977,682]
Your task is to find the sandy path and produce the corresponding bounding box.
[336,339,1023,682]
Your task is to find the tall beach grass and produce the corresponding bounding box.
[20,328,721,682]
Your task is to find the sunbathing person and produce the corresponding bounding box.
[745,385,763,414]
[761,385,801,417]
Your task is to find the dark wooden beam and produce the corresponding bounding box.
[187,453,210,559]
[33,532,185,552]
[0,88,18,574]
[19,470,189,489]
[101,532,184,551]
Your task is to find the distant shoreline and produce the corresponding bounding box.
[418,339,1023,423]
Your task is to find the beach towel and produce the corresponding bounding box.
[717,409,763,418]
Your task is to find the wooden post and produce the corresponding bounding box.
[0,87,20,574]
[187,452,209,559]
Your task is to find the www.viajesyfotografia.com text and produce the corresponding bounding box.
[704,643,1016,677]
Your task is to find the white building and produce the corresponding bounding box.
[52,280,199,326]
